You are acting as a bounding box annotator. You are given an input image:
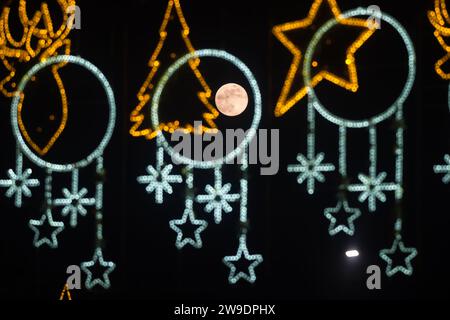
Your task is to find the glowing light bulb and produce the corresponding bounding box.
[346,250,359,258]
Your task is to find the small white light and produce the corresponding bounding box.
[346,250,359,258]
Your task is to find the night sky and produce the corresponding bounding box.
[0,0,448,301]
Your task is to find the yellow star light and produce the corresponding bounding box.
[428,0,450,80]
[272,0,377,117]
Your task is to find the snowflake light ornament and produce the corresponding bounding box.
[0,150,39,207]
[288,153,335,195]
[137,162,182,204]
[348,172,398,212]
[196,167,240,224]
[434,154,450,184]
[54,169,95,227]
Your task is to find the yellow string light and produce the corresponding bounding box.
[429,0,450,79]
[429,0,450,35]
[59,283,72,300]
[130,0,219,140]
[0,0,75,155]
[440,0,450,24]
[272,0,377,117]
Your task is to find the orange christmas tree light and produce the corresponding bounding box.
[130,0,219,140]
[272,0,377,117]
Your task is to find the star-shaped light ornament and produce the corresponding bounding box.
[324,199,361,236]
[81,247,116,290]
[54,176,95,228]
[0,161,39,207]
[137,164,182,203]
[348,172,398,212]
[223,234,263,284]
[434,154,450,184]
[272,0,377,117]
[379,234,418,277]
[196,179,240,224]
[287,153,335,195]
[29,211,64,249]
[169,209,208,249]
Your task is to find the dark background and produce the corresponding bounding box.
[0,0,448,300]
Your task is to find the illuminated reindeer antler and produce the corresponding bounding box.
[429,0,450,79]
[0,0,76,156]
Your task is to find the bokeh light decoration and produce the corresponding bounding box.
[0,1,117,289]
[139,48,263,284]
[305,8,417,276]
[3,55,117,289]
[130,0,263,284]
[273,3,418,276]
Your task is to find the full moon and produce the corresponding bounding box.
[215,83,249,117]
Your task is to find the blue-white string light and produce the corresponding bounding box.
[6,55,117,289]
[222,152,263,284]
[137,162,183,204]
[434,154,450,183]
[324,199,361,236]
[434,85,450,182]
[196,166,240,224]
[169,166,208,249]
[29,171,64,248]
[54,169,95,227]
[223,233,263,285]
[298,7,418,274]
[146,49,263,284]
[0,146,39,207]
[81,247,116,290]
[151,49,262,169]
[379,233,418,277]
